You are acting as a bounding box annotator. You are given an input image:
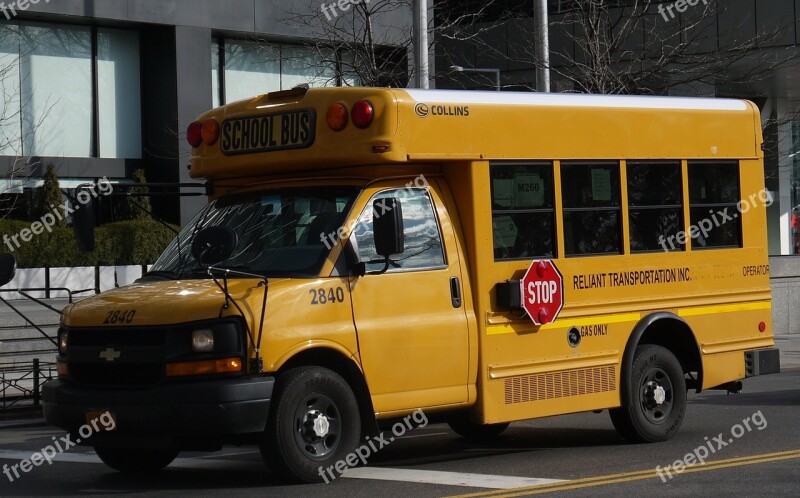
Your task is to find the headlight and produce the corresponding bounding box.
[192,329,214,353]
[58,330,69,354]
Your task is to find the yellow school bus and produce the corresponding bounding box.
[42,87,780,482]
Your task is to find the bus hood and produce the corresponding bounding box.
[60,278,276,328]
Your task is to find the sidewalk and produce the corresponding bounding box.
[773,334,800,371]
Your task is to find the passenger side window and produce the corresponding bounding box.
[353,188,446,271]
[627,162,684,253]
[490,163,556,260]
[561,162,622,256]
[688,161,742,249]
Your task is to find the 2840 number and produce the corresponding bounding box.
[309,287,346,305]
[104,310,136,325]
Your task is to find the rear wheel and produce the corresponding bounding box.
[261,366,361,483]
[610,344,687,442]
[95,447,178,473]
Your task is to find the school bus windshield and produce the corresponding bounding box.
[150,187,358,278]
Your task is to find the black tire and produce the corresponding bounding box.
[261,367,361,483]
[610,344,687,443]
[94,447,178,473]
[448,414,509,440]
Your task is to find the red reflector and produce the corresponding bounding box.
[758,322,766,333]
[187,121,203,148]
[201,119,220,145]
[326,103,349,131]
[352,100,374,128]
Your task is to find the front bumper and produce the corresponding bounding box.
[42,376,274,447]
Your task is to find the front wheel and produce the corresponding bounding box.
[261,367,361,483]
[95,447,178,473]
[610,344,687,443]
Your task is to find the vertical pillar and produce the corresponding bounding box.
[175,26,214,225]
[778,98,793,255]
[413,0,430,89]
[535,0,550,92]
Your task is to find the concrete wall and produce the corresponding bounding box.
[0,266,146,299]
[18,0,409,41]
[770,256,800,335]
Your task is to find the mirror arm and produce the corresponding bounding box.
[361,256,391,276]
[208,266,269,374]
[209,272,255,350]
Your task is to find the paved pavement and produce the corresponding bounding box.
[1,371,798,496]
[773,334,800,371]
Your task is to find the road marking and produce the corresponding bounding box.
[342,468,565,489]
[448,449,800,497]
[0,449,562,487]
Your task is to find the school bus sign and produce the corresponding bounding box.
[521,260,564,326]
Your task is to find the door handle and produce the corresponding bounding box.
[450,277,462,309]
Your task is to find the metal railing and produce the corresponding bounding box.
[0,359,57,411]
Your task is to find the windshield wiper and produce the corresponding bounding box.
[140,270,182,280]
[188,266,258,278]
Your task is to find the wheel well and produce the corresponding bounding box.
[634,316,703,391]
[278,348,378,437]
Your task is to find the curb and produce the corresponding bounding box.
[0,418,47,430]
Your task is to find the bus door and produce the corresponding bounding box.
[347,182,470,413]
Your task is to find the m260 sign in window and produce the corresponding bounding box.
[220,109,316,155]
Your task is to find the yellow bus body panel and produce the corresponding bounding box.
[64,87,774,425]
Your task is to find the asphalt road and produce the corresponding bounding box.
[1,370,798,497]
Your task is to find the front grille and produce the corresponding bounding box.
[60,319,245,388]
[68,328,167,347]
[69,363,164,387]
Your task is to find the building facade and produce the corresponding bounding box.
[0,0,406,224]
[434,0,800,335]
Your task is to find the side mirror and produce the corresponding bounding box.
[0,254,17,287]
[73,195,96,252]
[191,226,238,267]
[373,197,404,258]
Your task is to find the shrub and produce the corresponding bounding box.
[125,169,152,220]
[34,164,66,227]
[0,219,178,268]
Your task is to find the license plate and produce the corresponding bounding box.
[85,411,117,431]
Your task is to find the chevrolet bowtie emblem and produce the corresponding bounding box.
[99,348,121,362]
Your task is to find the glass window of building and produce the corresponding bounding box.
[97,28,142,159]
[212,38,360,107]
[0,22,141,159]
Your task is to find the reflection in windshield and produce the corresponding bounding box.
[151,188,357,278]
